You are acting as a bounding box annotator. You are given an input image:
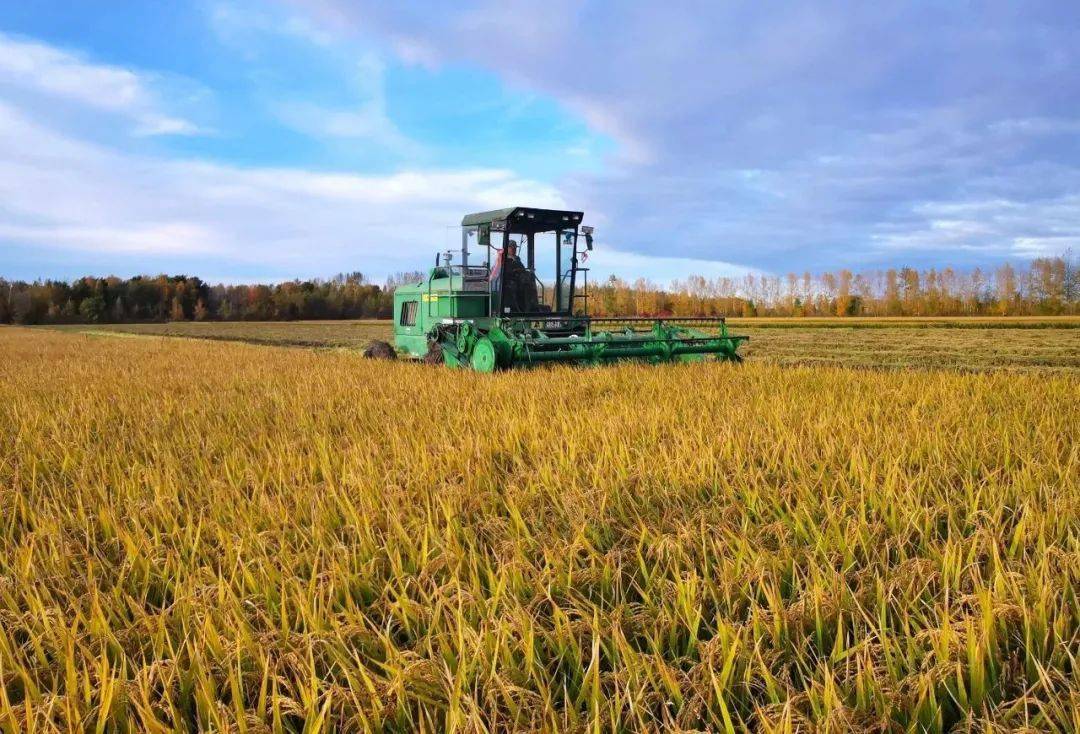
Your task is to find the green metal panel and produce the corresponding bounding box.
[461,208,517,227]
[392,280,427,358]
[393,268,493,358]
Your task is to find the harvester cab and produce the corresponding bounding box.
[381,206,746,371]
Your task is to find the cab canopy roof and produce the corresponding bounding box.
[461,206,584,234]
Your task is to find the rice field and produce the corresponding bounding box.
[1,325,1077,732]
[45,316,1080,372]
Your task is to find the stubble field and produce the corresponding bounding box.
[46,316,1080,372]
[1,322,1077,732]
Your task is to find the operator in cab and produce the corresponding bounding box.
[503,241,526,281]
[492,240,538,313]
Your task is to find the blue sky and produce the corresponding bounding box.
[1,1,1079,283]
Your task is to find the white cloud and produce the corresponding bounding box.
[269,52,420,154]
[0,31,203,137]
[1012,236,1080,257]
[134,115,202,137]
[0,31,564,279]
[0,100,563,277]
[209,4,421,155]
[870,195,1080,258]
[0,33,139,110]
[272,100,415,149]
[988,117,1080,137]
[390,35,441,69]
[209,1,337,50]
[291,1,1080,271]
[585,247,755,285]
[0,222,222,255]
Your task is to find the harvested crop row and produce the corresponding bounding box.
[45,318,1080,372]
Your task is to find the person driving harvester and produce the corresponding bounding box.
[493,239,540,313]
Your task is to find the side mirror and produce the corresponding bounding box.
[585,234,593,250]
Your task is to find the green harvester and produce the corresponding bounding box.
[369,206,747,371]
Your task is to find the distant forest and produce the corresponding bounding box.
[0,272,411,325]
[591,255,1078,318]
[1,256,1076,325]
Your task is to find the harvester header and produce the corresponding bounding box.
[365,206,746,371]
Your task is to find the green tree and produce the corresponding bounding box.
[79,294,106,323]
[0,281,11,323]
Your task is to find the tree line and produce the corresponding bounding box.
[590,255,1078,317]
[0,273,421,325]
[1,256,1076,325]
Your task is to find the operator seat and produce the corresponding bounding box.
[515,269,540,312]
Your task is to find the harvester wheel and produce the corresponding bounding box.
[362,340,396,359]
[469,337,498,373]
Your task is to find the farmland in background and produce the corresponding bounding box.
[46,316,1080,372]
[3,255,1077,325]
[0,326,1077,731]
